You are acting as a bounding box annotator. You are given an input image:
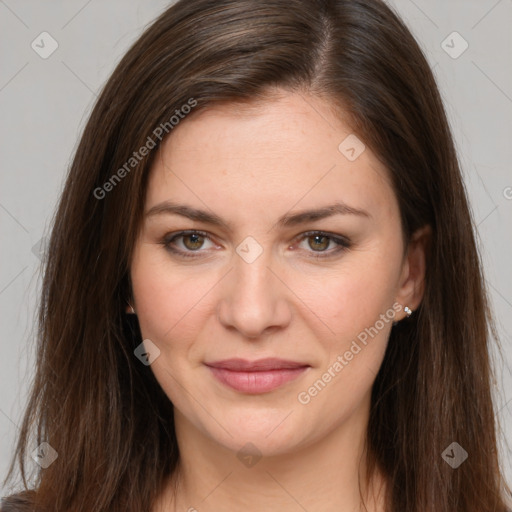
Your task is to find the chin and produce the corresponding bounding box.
[203,407,313,457]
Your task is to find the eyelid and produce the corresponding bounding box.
[291,230,351,258]
[161,230,218,258]
[292,230,350,245]
[160,229,351,259]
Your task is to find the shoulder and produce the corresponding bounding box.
[0,491,39,512]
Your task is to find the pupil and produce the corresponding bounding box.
[310,235,328,251]
[185,234,203,250]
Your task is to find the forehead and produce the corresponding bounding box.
[145,91,397,225]
[162,92,356,162]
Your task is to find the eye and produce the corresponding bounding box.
[295,231,351,258]
[160,230,351,260]
[161,230,217,258]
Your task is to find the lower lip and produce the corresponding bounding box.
[207,366,309,393]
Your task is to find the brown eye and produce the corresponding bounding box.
[182,233,205,250]
[296,231,351,259]
[307,234,330,251]
[162,230,216,258]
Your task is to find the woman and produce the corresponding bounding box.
[2,0,510,510]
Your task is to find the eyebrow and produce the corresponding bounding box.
[145,200,371,230]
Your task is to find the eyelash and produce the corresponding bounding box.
[160,230,351,260]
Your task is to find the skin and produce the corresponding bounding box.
[128,89,430,511]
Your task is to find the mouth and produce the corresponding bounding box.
[204,358,310,394]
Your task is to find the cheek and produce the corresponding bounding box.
[296,275,393,420]
[293,255,399,342]
[299,336,388,431]
[129,245,216,351]
[289,249,399,408]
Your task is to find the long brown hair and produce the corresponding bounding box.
[2,0,510,510]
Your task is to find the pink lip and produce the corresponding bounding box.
[205,358,310,393]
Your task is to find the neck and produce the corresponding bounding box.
[154,393,387,512]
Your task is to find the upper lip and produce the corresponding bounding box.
[205,358,309,371]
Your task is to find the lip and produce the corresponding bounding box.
[205,358,310,393]
[205,357,309,371]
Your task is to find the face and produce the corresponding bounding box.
[129,90,423,457]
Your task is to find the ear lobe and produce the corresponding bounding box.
[395,224,431,314]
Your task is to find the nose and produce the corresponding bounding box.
[216,249,292,339]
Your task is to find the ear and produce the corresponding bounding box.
[394,225,431,320]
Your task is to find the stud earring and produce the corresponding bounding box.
[126,300,136,315]
[392,305,413,326]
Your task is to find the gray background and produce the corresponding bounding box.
[1,0,511,495]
